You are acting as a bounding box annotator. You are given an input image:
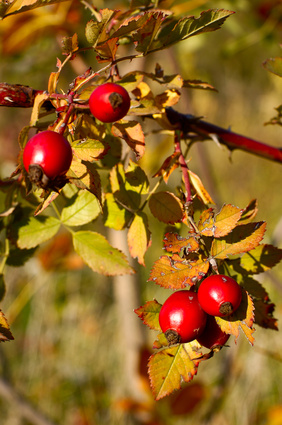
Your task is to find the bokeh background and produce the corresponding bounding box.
[0,1,282,424]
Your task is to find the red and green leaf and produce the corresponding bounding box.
[134,299,162,331]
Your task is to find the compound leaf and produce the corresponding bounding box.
[134,299,162,331]
[73,230,135,276]
[148,253,209,289]
[148,343,202,400]
[211,222,266,259]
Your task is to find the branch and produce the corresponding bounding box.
[166,108,282,164]
[0,377,60,425]
[0,83,43,108]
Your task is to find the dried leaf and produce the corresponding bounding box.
[211,222,267,259]
[252,299,278,330]
[0,310,14,342]
[134,299,162,331]
[149,191,184,224]
[29,92,49,126]
[68,159,102,205]
[163,232,199,254]
[148,343,202,400]
[198,204,243,237]
[148,253,209,289]
[239,199,258,224]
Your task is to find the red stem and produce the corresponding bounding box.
[174,132,192,203]
[166,108,282,164]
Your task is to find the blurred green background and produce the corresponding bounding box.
[0,1,282,424]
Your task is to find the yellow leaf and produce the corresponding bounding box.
[29,91,49,126]
[188,169,215,205]
[127,212,151,266]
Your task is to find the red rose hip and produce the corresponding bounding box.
[198,274,242,317]
[196,315,230,350]
[23,130,73,186]
[89,82,130,123]
[159,290,207,344]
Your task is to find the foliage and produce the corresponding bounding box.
[0,0,281,406]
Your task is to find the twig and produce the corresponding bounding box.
[0,377,60,425]
[166,108,282,164]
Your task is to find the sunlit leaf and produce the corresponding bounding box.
[188,170,215,205]
[149,191,184,224]
[29,92,49,126]
[163,232,199,254]
[34,191,60,216]
[211,222,266,259]
[103,193,132,230]
[61,190,100,226]
[263,57,282,78]
[148,253,209,289]
[15,210,61,249]
[134,11,168,54]
[240,244,282,274]
[61,33,78,55]
[239,199,258,224]
[96,37,119,62]
[2,0,70,18]
[134,299,162,331]
[153,152,180,183]
[148,343,202,400]
[127,211,151,266]
[183,79,217,91]
[216,290,255,345]
[198,204,243,237]
[155,89,181,109]
[0,310,13,342]
[85,9,118,46]
[73,230,135,276]
[112,121,145,160]
[72,138,110,161]
[68,159,102,205]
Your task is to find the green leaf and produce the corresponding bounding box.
[148,191,184,224]
[133,11,167,54]
[72,230,135,276]
[148,343,202,400]
[15,211,61,249]
[72,139,110,161]
[134,299,162,331]
[211,222,266,260]
[103,193,132,230]
[110,161,149,211]
[148,253,209,289]
[239,244,282,274]
[147,9,235,53]
[198,204,243,237]
[127,211,151,265]
[263,57,282,78]
[85,9,118,46]
[61,190,100,227]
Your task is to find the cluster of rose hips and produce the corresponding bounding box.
[159,274,242,350]
[23,83,130,187]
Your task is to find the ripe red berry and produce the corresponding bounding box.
[89,82,130,123]
[198,274,242,317]
[23,130,73,186]
[196,315,230,350]
[159,290,207,344]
